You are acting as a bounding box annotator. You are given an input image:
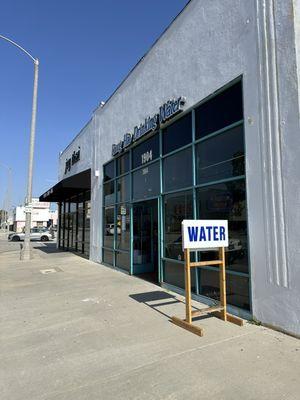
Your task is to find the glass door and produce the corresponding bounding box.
[132,199,158,281]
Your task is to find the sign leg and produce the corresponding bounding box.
[185,248,192,324]
[219,247,227,321]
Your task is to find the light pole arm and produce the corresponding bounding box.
[0,34,38,64]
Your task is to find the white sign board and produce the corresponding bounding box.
[24,205,32,214]
[182,220,228,250]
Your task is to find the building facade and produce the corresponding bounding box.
[13,198,58,232]
[41,0,300,336]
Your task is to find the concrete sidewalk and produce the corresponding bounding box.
[0,244,299,400]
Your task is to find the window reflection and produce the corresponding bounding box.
[195,81,243,139]
[104,181,115,205]
[58,192,90,257]
[116,175,130,203]
[163,147,193,192]
[116,204,130,251]
[163,260,196,293]
[163,112,192,155]
[104,161,115,182]
[132,134,159,169]
[196,125,245,184]
[103,249,114,265]
[164,191,193,261]
[198,180,248,274]
[116,251,130,271]
[199,269,250,310]
[104,207,114,248]
[116,152,129,176]
[132,162,160,200]
[84,199,91,256]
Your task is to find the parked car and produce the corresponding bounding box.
[105,224,121,235]
[8,227,52,242]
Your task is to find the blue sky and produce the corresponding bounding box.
[0,0,189,208]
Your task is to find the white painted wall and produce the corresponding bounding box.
[56,0,300,336]
[58,119,93,181]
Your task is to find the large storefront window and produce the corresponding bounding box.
[196,125,245,184]
[164,191,193,261]
[116,204,130,251]
[132,161,160,200]
[116,175,130,203]
[77,201,84,253]
[116,152,129,176]
[197,180,248,274]
[104,181,115,205]
[104,207,114,248]
[58,203,64,247]
[162,112,192,155]
[132,134,159,169]
[63,202,69,248]
[104,161,115,182]
[102,78,250,312]
[199,269,250,310]
[58,191,91,257]
[195,81,243,139]
[163,147,193,192]
[163,260,197,293]
[84,198,91,257]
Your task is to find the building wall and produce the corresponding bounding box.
[58,119,94,181]
[92,0,260,267]
[57,0,300,335]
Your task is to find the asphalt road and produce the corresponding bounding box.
[0,233,56,254]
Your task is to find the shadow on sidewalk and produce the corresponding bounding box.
[129,290,215,322]
[33,242,64,254]
[130,291,180,318]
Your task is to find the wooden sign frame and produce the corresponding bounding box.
[171,247,244,337]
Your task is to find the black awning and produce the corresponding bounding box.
[39,169,91,202]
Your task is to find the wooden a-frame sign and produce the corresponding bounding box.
[171,220,244,337]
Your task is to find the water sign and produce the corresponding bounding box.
[182,220,228,249]
[171,219,243,337]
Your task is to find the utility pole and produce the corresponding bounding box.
[0,34,39,260]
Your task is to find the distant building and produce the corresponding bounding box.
[13,198,58,232]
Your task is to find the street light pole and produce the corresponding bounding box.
[0,34,39,260]
[22,58,39,259]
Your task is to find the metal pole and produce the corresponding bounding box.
[0,35,39,259]
[21,59,39,260]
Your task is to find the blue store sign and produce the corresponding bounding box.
[112,96,186,156]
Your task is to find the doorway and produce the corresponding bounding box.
[132,199,158,283]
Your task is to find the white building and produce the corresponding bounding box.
[13,198,58,232]
[41,0,300,337]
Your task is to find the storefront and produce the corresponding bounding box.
[102,79,250,311]
[40,169,91,257]
[41,0,300,336]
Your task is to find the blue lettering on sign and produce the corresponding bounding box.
[186,225,226,242]
[206,226,212,241]
[220,226,225,241]
[111,97,186,157]
[188,226,198,241]
[213,226,218,241]
[199,226,206,241]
